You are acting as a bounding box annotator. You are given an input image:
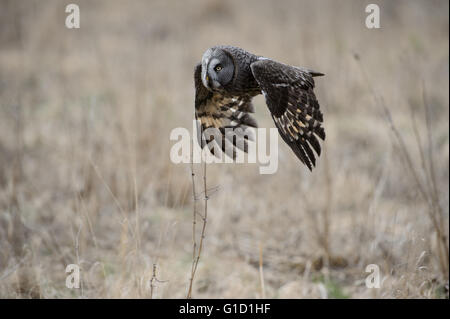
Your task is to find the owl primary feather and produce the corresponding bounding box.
[194,45,325,170]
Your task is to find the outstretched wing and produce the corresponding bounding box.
[250,59,325,170]
[194,63,257,159]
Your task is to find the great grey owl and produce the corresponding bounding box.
[194,45,325,170]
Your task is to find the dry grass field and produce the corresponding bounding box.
[0,0,448,299]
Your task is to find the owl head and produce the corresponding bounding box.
[201,47,235,90]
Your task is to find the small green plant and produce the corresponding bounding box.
[313,274,350,299]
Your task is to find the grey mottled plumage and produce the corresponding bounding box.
[194,45,325,170]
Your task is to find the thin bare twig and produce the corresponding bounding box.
[187,144,209,298]
[149,263,167,299]
[422,84,449,275]
[354,53,449,280]
[190,139,198,280]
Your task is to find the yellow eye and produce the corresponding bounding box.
[214,65,222,72]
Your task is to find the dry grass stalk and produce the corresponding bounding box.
[259,242,266,298]
[149,263,166,299]
[187,144,209,299]
[320,150,332,262]
[354,54,449,281]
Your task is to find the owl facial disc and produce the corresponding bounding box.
[201,48,234,89]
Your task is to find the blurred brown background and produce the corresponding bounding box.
[0,0,448,298]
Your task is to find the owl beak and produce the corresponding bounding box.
[203,73,211,89]
[201,59,212,89]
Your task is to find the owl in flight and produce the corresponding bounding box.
[194,45,325,170]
